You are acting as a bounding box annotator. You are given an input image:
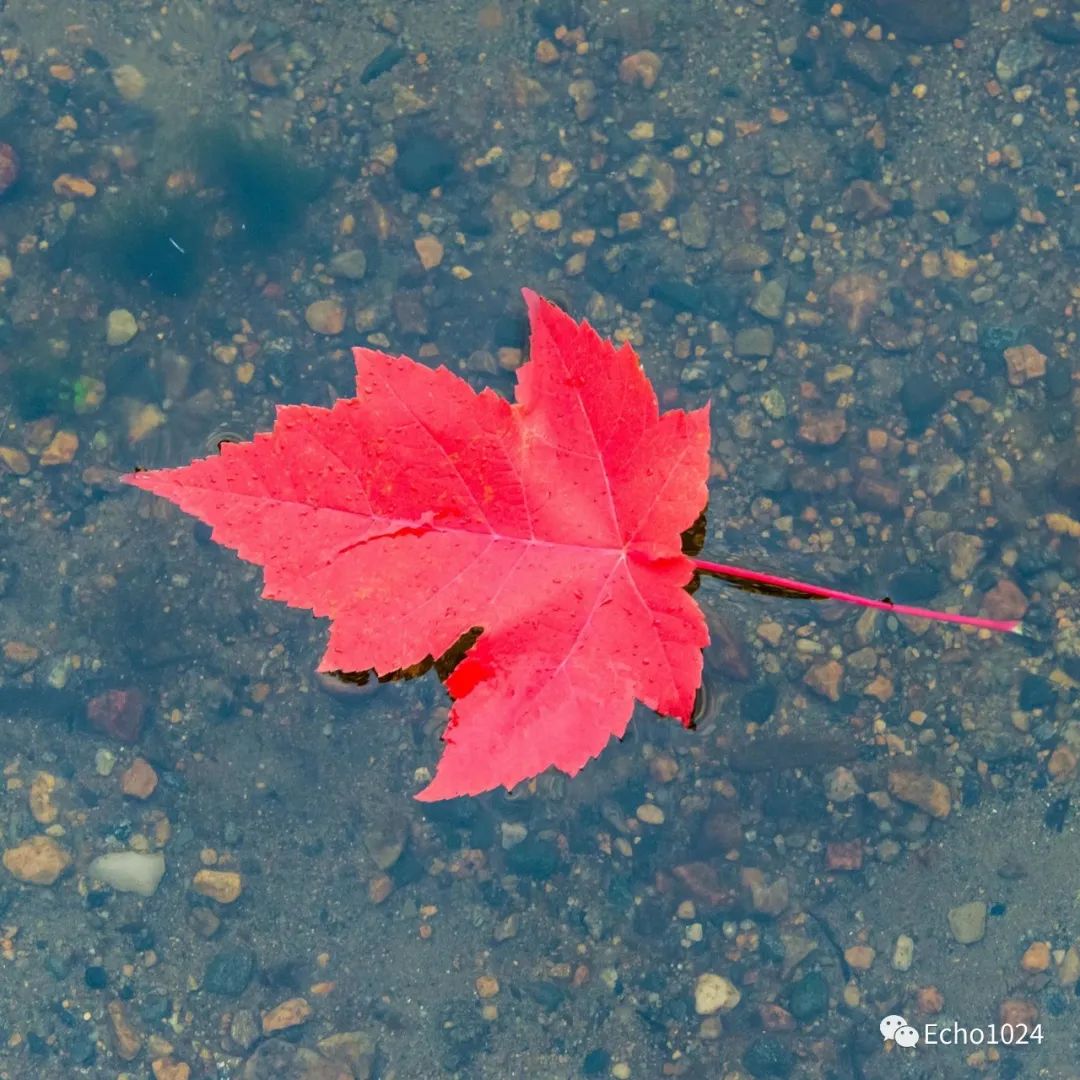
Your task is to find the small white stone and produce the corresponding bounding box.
[88,851,165,897]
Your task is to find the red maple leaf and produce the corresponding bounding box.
[125,291,1019,800]
[125,291,711,799]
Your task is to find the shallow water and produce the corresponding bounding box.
[0,1,1077,1077]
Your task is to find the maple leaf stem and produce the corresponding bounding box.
[692,558,1023,635]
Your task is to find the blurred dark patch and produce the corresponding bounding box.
[90,194,205,297]
[195,126,326,249]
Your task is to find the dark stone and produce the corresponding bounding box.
[788,970,829,1021]
[1019,674,1054,711]
[742,683,778,723]
[979,182,1019,228]
[505,835,560,879]
[889,567,941,602]
[394,131,456,193]
[86,689,146,743]
[360,43,407,84]
[138,991,171,1023]
[755,461,790,495]
[83,965,108,989]
[649,279,702,314]
[65,1032,96,1066]
[439,999,490,1071]
[1053,453,1080,512]
[1035,14,1080,45]
[533,0,579,31]
[204,947,256,997]
[526,980,567,1010]
[743,1035,796,1078]
[899,373,946,424]
[858,0,970,43]
[583,1048,612,1076]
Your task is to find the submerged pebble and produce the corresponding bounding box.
[88,851,166,897]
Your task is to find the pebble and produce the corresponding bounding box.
[978,181,1018,228]
[1047,746,1077,782]
[0,142,19,196]
[28,770,60,823]
[825,840,863,871]
[1020,941,1051,973]
[825,766,860,803]
[112,64,147,101]
[938,532,984,582]
[204,947,257,996]
[193,868,243,903]
[845,945,875,971]
[636,803,665,826]
[53,173,96,198]
[108,1000,142,1060]
[3,835,72,885]
[862,0,970,44]
[328,249,367,280]
[475,975,499,998]
[1004,344,1046,387]
[888,768,951,818]
[0,446,29,475]
[743,1037,795,1079]
[106,308,139,346]
[394,130,456,193]
[829,273,880,334]
[618,50,662,89]
[120,757,158,799]
[679,202,711,249]
[982,579,1028,621]
[892,934,914,971]
[414,234,444,269]
[734,327,774,358]
[723,243,771,272]
[305,299,345,335]
[999,998,1038,1027]
[759,388,786,419]
[262,996,311,1034]
[694,972,741,1015]
[151,1059,190,1080]
[995,37,1045,86]
[40,430,78,466]
[788,970,829,1020]
[797,410,846,447]
[87,688,146,742]
[88,850,165,897]
[750,279,786,321]
[843,39,901,91]
[0,254,12,284]
[804,660,844,702]
[948,901,987,944]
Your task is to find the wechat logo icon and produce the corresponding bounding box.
[880,1014,920,1048]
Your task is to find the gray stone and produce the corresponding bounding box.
[328,249,368,280]
[751,279,787,321]
[723,243,771,272]
[734,327,775,358]
[679,201,712,250]
[995,37,1045,86]
[948,901,987,944]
